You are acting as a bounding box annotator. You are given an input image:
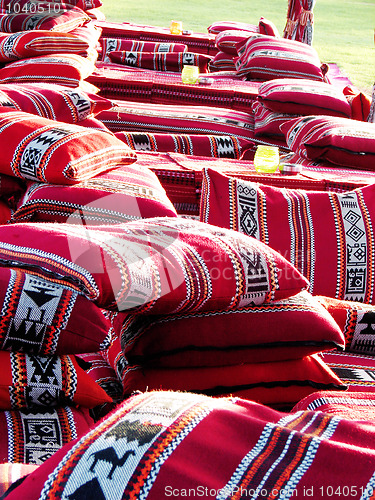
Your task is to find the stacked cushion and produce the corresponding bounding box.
[235,34,327,81]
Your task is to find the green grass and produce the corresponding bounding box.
[100,0,374,93]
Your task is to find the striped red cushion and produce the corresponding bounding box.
[236,34,327,81]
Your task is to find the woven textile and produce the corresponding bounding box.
[88,62,261,112]
[281,115,375,170]
[119,290,345,367]
[11,163,177,224]
[0,53,96,88]
[0,109,137,184]
[96,20,217,55]
[322,351,375,394]
[100,38,188,62]
[120,355,345,406]
[0,405,93,465]
[0,30,90,62]
[0,266,114,355]
[108,51,212,73]
[236,34,327,81]
[0,351,112,410]
[293,390,375,421]
[0,217,309,312]
[115,131,253,159]
[5,390,375,499]
[257,78,351,117]
[200,168,375,302]
[0,83,112,123]
[316,296,375,356]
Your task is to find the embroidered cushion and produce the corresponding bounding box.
[0,53,96,87]
[115,132,253,159]
[0,83,113,123]
[0,30,91,62]
[0,266,115,355]
[100,38,188,62]
[316,295,375,356]
[257,78,352,118]
[200,168,375,303]
[0,405,93,465]
[368,83,375,123]
[8,390,375,499]
[0,5,90,33]
[11,163,178,224]
[107,51,212,73]
[0,217,309,312]
[235,34,327,81]
[0,109,137,184]
[120,355,345,406]
[0,351,112,410]
[280,115,375,170]
[118,290,345,368]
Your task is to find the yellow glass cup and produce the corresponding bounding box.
[170,20,183,34]
[181,65,199,84]
[253,145,279,173]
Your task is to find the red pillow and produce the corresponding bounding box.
[108,50,212,73]
[316,295,375,356]
[120,355,344,406]
[0,266,115,355]
[119,290,345,368]
[0,83,113,123]
[0,53,95,87]
[0,109,137,184]
[0,5,90,32]
[280,115,375,170]
[0,217,309,312]
[0,351,112,410]
[100,38,188,62]
[368,83,375,123]
[252,100,296,137]
[8,390,375,500]
[210,50,236,71]
[258,78,352,117]
[115,131,253,159]
[200,168,375,303]
[11,163,178,224]
[0,30,90,62]
[0,405,93,465]
[215,29,256,55]
[236,34,327,81]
